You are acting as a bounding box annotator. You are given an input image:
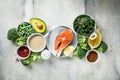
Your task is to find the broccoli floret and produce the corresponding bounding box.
[20,52,41,66]
[74,45,87,59]
[77,35,90,51]
[7,28,19,42]
[96,41,108,53]
[15,37,27,46]
[30,52,41,61]
[21,57,31,66]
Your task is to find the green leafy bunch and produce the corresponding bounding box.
[73,14,95,37]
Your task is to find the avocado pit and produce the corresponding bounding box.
[35,23,43,30]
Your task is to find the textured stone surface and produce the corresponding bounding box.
[0,0,120,80]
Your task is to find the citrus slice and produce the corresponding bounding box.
[63,46,75,56]
[88,29,102,49]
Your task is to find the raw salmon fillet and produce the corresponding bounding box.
[54,29,73,57]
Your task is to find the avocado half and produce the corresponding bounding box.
[30,18,46,34]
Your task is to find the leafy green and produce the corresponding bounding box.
[17,22,34,37]
[96,41,108,53]
[74,45,87,59]
[7,28,19,42]
[77,35,90,51]
[15,37,27,46]
[21,57,31,66]
[73,14,95,37]
[30,52,41,61]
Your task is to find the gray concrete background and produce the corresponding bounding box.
[0,0,120,80]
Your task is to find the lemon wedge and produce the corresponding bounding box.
[63,46,75,56]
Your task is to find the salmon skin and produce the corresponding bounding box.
[54,29,73,57]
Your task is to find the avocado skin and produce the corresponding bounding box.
[30,18,46,34]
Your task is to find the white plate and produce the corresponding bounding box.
[46,26,77,57]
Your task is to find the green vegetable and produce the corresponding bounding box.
[30,18,46,34]
[7,28,19,42]
[30,52,41,61]
[15,37,27,46]
[73,14,95,37]
[74,45,87,59]
[96,41,108,53]
[77,35,90,51]
[17,22,34,37]
[21,57,31,66]
[20,52,41,66]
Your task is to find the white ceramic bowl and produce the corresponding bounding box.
[85,50,100,64]
[17,45,30,59]
[46,26,77,57]
[27,33,46,52]
[41,49,51,60]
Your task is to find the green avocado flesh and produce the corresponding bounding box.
[30,18,46,34]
